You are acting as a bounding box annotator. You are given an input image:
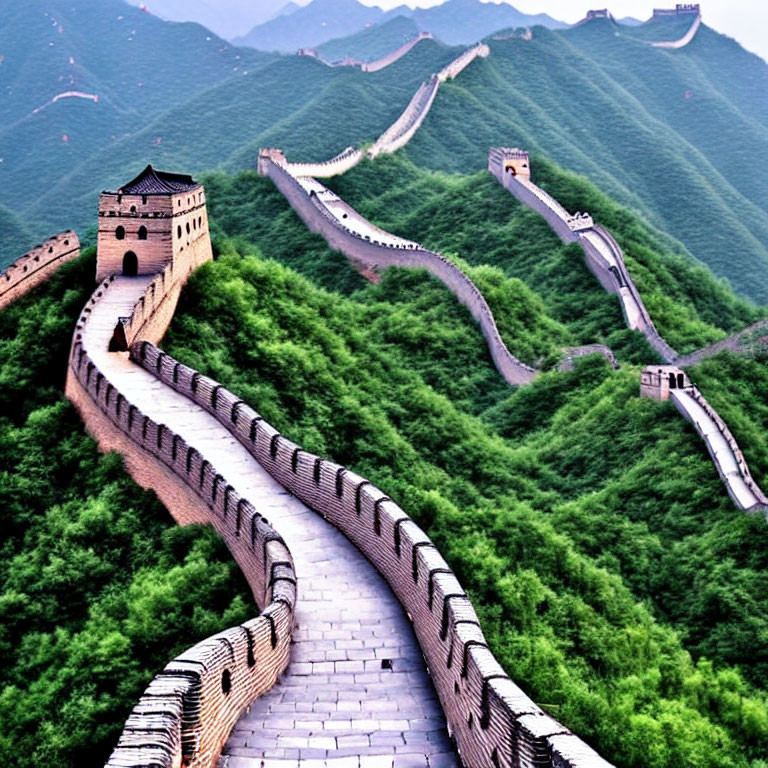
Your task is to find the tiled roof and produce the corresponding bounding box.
[117,165,200,195]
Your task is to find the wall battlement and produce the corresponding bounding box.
[0,231,80,312]
[261,155,539,385]
[132,340,616,768]
[66,274,296,768]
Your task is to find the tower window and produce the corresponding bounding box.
[186,222,190,235]
[138,226,148,241]
[177,225,182,239]
[115,226,126,240]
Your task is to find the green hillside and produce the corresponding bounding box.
[318,15,421,63]
[19,40,457,242]
[0,205,34,269]
[0,0,275,255]
[401,22,768,301]
[0,252,251,768]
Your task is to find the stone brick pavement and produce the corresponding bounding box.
[84,278,458,768]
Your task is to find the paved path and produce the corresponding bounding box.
[84,277,458,768]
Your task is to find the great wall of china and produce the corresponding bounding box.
[578,4,702,49]
[0,231,80,311]
[299,31,435,72]
[57,166,613,766]
[1,5,765,764]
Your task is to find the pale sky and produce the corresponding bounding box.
[350,0,768,62]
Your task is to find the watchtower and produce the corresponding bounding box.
[488,147,531,179]
[96,165,209,282]
[258,148,287,176]
[640,366,691,401]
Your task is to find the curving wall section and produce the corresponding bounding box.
[280,145,365,179]
[65,275,296,768]
[260,154,539,385]
[650,9,702,49]
[672,384,768,513]
[0,231,80,312]
[558,344,619,371]
[132,338,616,768]
[675,317,768,368]
[368,75,441,158]
[489,148,679,364]
[300,31,435,72]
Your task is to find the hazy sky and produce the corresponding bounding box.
[350,0,768,63]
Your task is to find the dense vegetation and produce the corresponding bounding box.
[0,252,252,767]
[165,244,768,768]
[202,157,762,367]
[318,16,423,63]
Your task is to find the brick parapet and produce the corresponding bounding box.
[66,276,296,768]
[282,146,365,179]
[131,339,615,768]
[264,158,538,385]
[0,231,80,312]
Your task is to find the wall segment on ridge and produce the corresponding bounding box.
[261,155,539,386]
[0,231,80,312]
[489,148,679,364]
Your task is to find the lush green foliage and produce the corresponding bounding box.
[165,245,768,768]
[0,251,251,767]
[0,204,33,269]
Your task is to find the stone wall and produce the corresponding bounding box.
[0,231,80,312]
[282,146,365,179]
[489,150,679,364]
[676,318,768,368]
[66,276,296,768]
[361,32,434,72]
[132,339,615,768]
[109,224,213,351]
[264,157,538,386]
[650,11,702,48]
[437,43,490,83]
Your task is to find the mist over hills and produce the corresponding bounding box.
[235,0,565,52]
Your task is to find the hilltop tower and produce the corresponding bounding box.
[640,366,691,400]
[96,165,210,283]
[488,147,531,179]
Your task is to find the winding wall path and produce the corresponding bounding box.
[260,154,539,386]
[670,384,768,513]
[649,10,702,49]
[488,148,679,364]
[300,32,435,72]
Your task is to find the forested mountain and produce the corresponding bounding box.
[235,0,565,52]
[234,0,384,52]
[0,0,275,267]
[401,18,768,301]
[156,157,768,767]
[4,4,768,303]
[0,205,33,265]
[318,15,422,63]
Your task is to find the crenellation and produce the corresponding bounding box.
[0,231,81,311]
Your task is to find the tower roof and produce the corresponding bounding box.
[116,165,201,195]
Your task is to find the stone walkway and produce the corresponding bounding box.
[84,278,458,768]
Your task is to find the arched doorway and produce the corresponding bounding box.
[122,251,138,276]
[669,373,677,390]
[678,373,686,389]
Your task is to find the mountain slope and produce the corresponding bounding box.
[234,0,383,52]
[399,22,768,301]
[0,0,275,253]
[21,40,458,241]
[124,0,300,40]
[0,204,34,269]
[406,0,565,43]
[318,15,422,63]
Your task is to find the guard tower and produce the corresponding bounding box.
[488,147,531,179]
[640,366,691,401]
[96,165,209,282]
[258,148,287,176]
